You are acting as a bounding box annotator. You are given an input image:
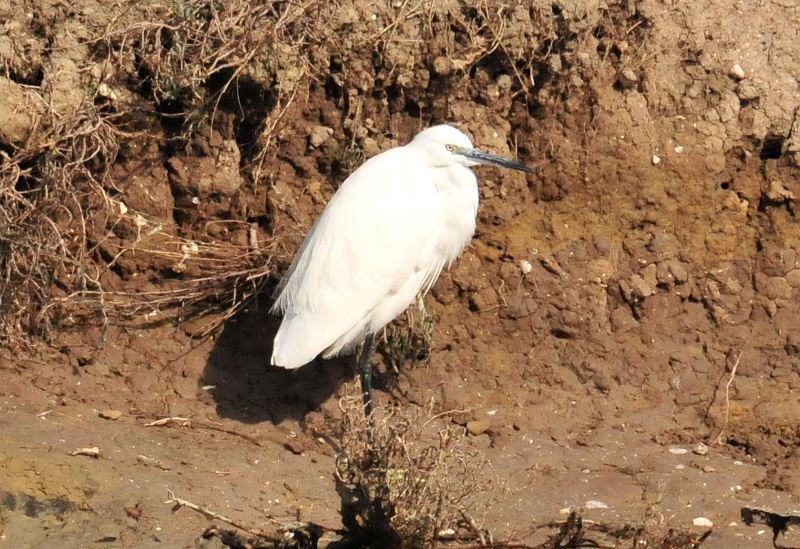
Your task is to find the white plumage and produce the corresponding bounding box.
[269,125,533,408]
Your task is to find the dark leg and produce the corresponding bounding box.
[358,332,376,417]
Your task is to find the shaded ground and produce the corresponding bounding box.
[1,0,799,547]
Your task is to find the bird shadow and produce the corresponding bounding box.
[202,298,353,425]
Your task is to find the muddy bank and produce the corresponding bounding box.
[0,0,799,547]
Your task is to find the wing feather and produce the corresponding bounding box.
[271,147,441,367]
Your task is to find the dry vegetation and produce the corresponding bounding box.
[200,396,713,549]
[0,0,560,349]
[0,0,732,546]
[376,302,435,374]
[334,396,495,548]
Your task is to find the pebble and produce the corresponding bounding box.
[96,82,117,101]
[767,180,795,202]
[693,442,709,456]
[99,410,123,420]
[308,125,333,148]
[669,447,688,455]
[731,63,746,80]
[466,420,490,436]
[693,517,714,528]
[585,500,609,509]
[786,269,800,288]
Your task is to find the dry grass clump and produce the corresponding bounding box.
[0,0,566,348]
[0,104,126,346]
[1,0,309,347]
[334,396,494,548]
[44,216,280,339]
[0,98,277,348]
[377,301,435,373]
[0,129,276,348]
[100,0,560,137]
[97,0,308,124]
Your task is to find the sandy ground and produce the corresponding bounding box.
[1,0,799,547]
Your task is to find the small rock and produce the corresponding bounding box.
[785,269,800,288]
[763,277,792,301]
[96,82,117,101]
[618,67,639,88]
[585,500,609,509]
[432,56,453,75]
[0,77,45,145]
[641,263,658,289]
[99,410,123,420]
[656,262,674,286]
[731,63,746,80]
[621,274,654,301]
[124,505,142,521]
[703,465,716,473]
[283,439,309,455]
[737,80,761,101]
[767,180,795,203]
[362,136,380,156]
[693,442,709,456]
[762,296,779,317]
[717,91,741,122]
[539,255,567,277]
[308,125,333,148]
[71,447,101,458]
[466,420,490,436]
[667,259,689,283]
[669,447,689,455]
[693,517,713,528]
[469,286,499,311]
[652,154,661,165]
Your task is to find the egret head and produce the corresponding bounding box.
[409,124,535,174]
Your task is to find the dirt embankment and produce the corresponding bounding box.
[0,0,799,547]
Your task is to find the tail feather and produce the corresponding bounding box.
[271,315,330,369]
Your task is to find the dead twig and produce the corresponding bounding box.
[710,349,743,446]
[145,416,191,427]
[194,421,264,447]
[144,416,263,447]
[167,489,265,536]
[168,490,330,549]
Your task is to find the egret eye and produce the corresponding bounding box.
[445,144,456,152]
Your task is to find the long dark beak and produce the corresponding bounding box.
[458,147,535,173]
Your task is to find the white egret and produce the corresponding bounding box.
[270,124,534,415]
